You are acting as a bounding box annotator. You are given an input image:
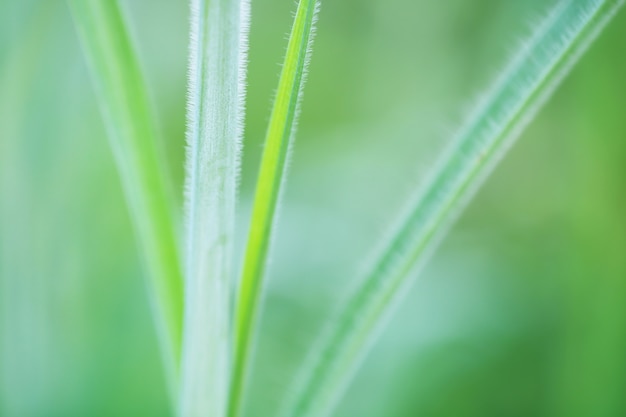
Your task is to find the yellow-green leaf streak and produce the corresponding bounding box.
[68,0,184,388]
[229,1,319,417]
[279,1,624,417]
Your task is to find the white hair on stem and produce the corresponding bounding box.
[278,2,625,417]
[180,0,250,416]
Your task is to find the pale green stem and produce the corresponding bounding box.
[179,0,249,415]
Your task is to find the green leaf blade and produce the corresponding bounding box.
[68,0,184,387]
[179,0,250,415]
[279,1,624,417]
[229,1,320,417]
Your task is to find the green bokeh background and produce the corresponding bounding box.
[1,1,625,416]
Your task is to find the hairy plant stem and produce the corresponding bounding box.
[279,1,625,417]
[179,0,249,415]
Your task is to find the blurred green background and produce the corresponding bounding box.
[2,0,626,416]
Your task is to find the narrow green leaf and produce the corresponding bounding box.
[229,1,320,416]
[179,0,249,415]
[279,1,624,417]
[68,0,184,386]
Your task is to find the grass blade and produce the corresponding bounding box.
[229,1,320,416]
[68,0,184,387]
[179,0,249,415]
[279,1,625,417]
